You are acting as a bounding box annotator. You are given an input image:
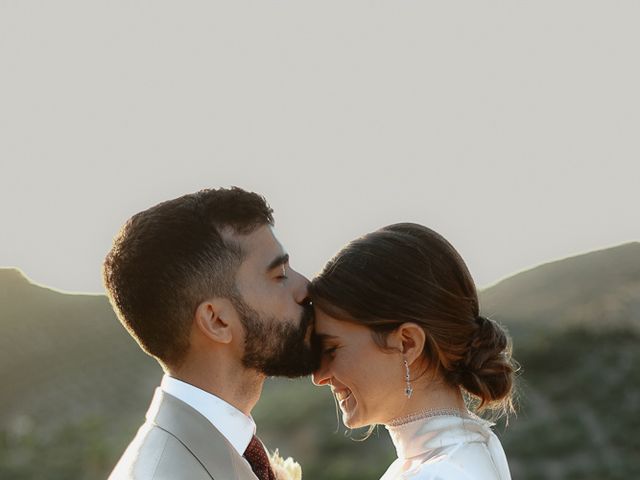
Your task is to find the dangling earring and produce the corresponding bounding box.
[404,359,413,398]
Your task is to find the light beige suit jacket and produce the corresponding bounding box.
[108,390,260,480]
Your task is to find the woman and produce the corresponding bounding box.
[310,223,516,480]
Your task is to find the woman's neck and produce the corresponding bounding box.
[384,381,466,426]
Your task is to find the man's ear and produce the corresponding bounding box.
[193,299,234,344]
[392,322,426,366]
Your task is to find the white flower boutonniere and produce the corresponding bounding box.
[269,449,302,480]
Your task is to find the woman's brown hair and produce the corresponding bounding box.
[310,223,516,418]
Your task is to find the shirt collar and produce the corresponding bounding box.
[386,413,492,459]
[160,374,256,456]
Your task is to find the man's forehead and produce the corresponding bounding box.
[224,224,285,264]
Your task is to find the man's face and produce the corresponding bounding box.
[231,225,320,377]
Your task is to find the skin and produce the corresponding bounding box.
[169,224,311,415]
[312,310,466,428]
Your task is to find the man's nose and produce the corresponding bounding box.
[292,270,310,305]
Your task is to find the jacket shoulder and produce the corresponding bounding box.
[108,423,212,480]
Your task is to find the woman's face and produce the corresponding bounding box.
[311,309,405,428]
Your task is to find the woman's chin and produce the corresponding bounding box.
[341,410,369,429]
[338,394,373,429]
[342,416,363,429]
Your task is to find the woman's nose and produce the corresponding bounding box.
[312,362,331,386]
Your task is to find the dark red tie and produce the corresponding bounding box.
[243,435,276,480]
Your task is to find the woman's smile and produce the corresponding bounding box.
[334,388,353,407]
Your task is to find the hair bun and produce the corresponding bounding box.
[456,315,515,409]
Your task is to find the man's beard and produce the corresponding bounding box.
[231,294,321,378]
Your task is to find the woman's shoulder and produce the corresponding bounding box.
[382,441,510,480]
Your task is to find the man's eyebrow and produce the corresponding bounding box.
[266,253,289,272]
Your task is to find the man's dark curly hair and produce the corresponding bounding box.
[103,187,274,367]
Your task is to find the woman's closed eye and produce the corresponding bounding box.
[322,345,340,357]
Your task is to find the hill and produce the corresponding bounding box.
[480,242,640,336]
[1,243,639,479]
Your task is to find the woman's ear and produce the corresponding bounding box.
[396,322,426,366]
[193,299,234,344]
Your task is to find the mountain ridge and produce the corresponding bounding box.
[480,241,640,291]
[0,266,105,298]
[4,240,639,299]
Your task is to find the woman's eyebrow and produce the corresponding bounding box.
[315,333,340,340]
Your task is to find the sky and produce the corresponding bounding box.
[1,1,638,294]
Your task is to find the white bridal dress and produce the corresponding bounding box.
[380,412,512,480]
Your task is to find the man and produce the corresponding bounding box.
[103,187,319,480]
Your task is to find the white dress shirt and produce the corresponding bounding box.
[159,374,256,456]
[380,413,512,480]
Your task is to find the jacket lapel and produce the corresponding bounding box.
[146,389,259,480]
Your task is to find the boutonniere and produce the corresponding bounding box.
[269,449,302,480]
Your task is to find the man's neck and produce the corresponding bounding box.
[167,364,265,416]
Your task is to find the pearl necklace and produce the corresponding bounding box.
[387,408,471,427]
